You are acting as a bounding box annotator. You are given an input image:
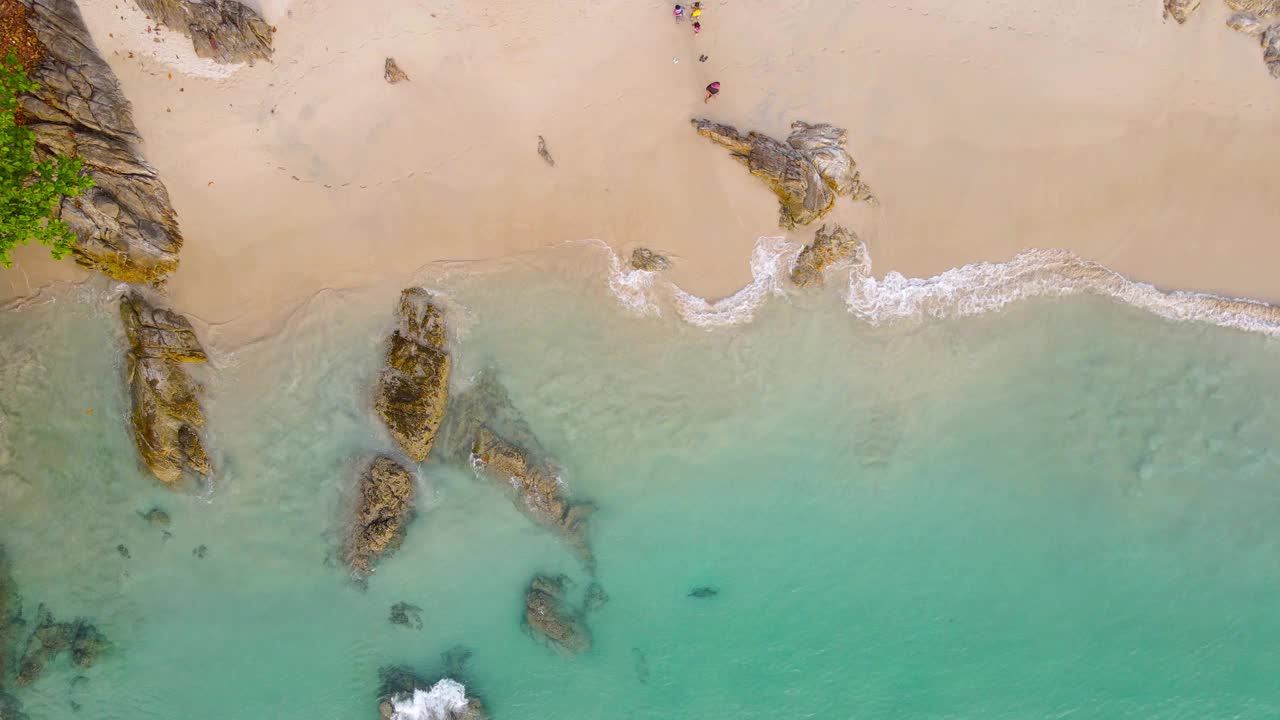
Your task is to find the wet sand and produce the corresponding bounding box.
[3,0,1278,345]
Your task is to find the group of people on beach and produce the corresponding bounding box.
[672,3,721,103]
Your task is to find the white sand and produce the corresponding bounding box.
[5,0,1279,345]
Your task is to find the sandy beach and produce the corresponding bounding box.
[4,0,1279,345]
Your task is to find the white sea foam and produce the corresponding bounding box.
[389,679,471,720]
[600,235,1280,337]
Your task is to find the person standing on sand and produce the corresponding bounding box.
[704,81,720,103]
[692,2,703,19]
[692,21,702,36]
[674,4,684,21]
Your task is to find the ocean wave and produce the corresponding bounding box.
[602,238,1280,336]
[388,679,472,720]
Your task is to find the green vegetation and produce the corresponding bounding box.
[0,50,93,268]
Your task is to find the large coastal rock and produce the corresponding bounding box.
[1163,0,1201,23]
[121,293,212,485]
[692,118,872,229]
[1265,25,1280,78]
[790,224,861,288]
[524,574,590,653]
[134,0,273,64]
[343,457,415,579]
[20,0,182,283]
[472,427,594,564]
[376,289,452,463]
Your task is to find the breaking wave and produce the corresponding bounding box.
[388,679,472,720]
[604,237,1280,336]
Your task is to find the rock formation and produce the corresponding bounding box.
[524,574,590,653]
[378,673,487,720]
[376,289,452,463]
[344,456,415,579]
[120,293,212,485]
[1265,25,1280,77]
[1227,11,1266,34]
[471,427,594,564]
[1163,0,1201,23]
[630,247,671,271]
[437,369,542,466]
[19,0,183,283]
[139,507,171,528]
[790,224,861,288]
[134,0,273,64]
[388,602,423,630]
[692,118,873,228]
[13,607,106,688]
[583,582,609,613]
[1225,0,1280,16]
[688,586,719,599]
[384,57,409,83]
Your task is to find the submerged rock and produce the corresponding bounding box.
[139,508,171,528]
[14,608,106,688]
[192,545,208,559]
[524,574,590,653]
[692,118,872,228]
[376,289,452,463]
[344,457,415,579]
[120,294,212,485]
[384,57,409,83]
[437,369,542,466]
[790,224,861,288]
[1265,25,1280,78]
[688,586,718,599]
[441,645,473,677]
[134,0,273,64]
[1226,11,1266,35]
[20,0,183,283]
[583,583,609,613]
[1163,0,1201,23]
[115,544,130,559]
[471,427,594,563]
[630,247,671,271]
[389,602,423,630]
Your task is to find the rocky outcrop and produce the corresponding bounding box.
[20,0,183,283]
[692,118,872,228]
[378,674,487,720]
[438,369,542,466]
[1225,0,1280,16]
[388,602,423,630]
[120,293,212,485]
[472,427,594,564]
[790,224,861,288]
[1227,12,1266,34]
[14,607,106,688]
[134,0,273,64]
[1265,25,1280,77]
[1163,0,1201,22]
[376,289,452,463]
[630,247,671,271]
[524,574,590,653]
[344,457,415,579]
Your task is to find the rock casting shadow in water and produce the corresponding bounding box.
[389,602,424,630]
[523,574,592,654]
[688,586,719,599]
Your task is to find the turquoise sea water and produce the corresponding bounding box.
[3,245,1280,719]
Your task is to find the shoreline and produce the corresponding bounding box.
[3,0,1280,346]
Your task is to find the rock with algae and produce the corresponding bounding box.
[376,289,452,463]
[377,670,487,720]
[692,118,872,228]
[1163,0,1201,23]
[790,224,861,288]
[343,457,416,579]
[1265,25,1280,78]
[19,0,184,283]
[120,293,212,486]
[134,0,274,64]
[524,574,591,653]
[437,369,542,466]
[13,607,107,688]
[630,247,671,271]
[471,427,594,564]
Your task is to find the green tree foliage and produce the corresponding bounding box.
[0,50,94,268]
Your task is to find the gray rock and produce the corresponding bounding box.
[790,224,861,288]
[121,294,211,485]
[376,289,452,463]
[1225,0,1280,17]
[692,118,872,228]
[1265,25,1280,78]
[524,574,590,653]
[384,57,409,83]
[134,0,273,64]
[20,0,184,284]
[630,247,671,271]
[1163,0,1200,23]
[343,457,415,579]
[1227,12,1266,35]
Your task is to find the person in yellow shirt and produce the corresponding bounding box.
[691,2,703,19]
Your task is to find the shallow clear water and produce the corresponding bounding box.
[3,246,1280,719]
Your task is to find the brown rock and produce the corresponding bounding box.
[692,118,871,228]
[120,293,211,485]
[375,289,451,463]
[20,0,183,283]
[437,368,541,466]
[790,224,861,288]
[134,0,273,64]
[1265,25,1280,78]
[384,57,409,83]
[471,428,593,563]
[524,574,590,653]
[630,247,671,271]
[344,457,415,579]
[1163,0,1201,23]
